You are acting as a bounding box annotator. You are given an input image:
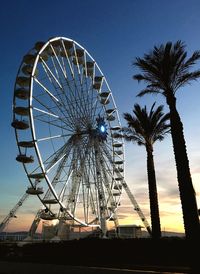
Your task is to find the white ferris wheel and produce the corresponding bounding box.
[0,37,151,239]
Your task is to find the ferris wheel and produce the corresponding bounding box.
[11,37,125,236]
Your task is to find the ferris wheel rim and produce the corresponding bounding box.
[13,36,125,228]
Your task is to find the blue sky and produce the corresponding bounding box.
[1,0,200,233]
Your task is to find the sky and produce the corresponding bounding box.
[0,0,200,234]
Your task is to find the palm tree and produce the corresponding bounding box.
[133,40,200,239]
[122,103,170,239]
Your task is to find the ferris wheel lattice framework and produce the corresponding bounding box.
[1,37,152,238]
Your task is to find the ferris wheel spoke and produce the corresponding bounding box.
[66,60,93,119]
[82,170,91,222]
[43,137,73,171]
[33,107,60,119]
[76,51,86,86]
[87,91,98,124]
[61,84,88,126]
[72,43,81,76]
[64,145,82,209]
[32,103,74,130]
[89,97,99,125]
[54,144,73,179]
[27,143,72,178]
[85,176,98,223]
[96,104,106,119]
[99,154,119,206]
[90,143,106,213]
[34,116,74,132]
[67,139,91,217]
[60,40,75,77]
[76,167,90,219]
[72,182,81,217]
[83,78,94,119]
[83,88,97,122]
[66,171,81,214]
[43,142,74,198]
[49,45,68,79]
[81,179,88,223]
[46,153,67,174]
[89,188,98,218]
[42,66,90,128]
[60,56,67,77]
[50,57,64,91]
[81,157,93,222]
[41,58,63,89]
[59,42,69,77]
[72,86,89,119]
[58,169,73,202]
[64,80,91,125]
[91,98,105,124]
[101,143,113,162]
[85,187,90,223]
[34,77,60,103]
[37,132,73,142]
[70,63,98,125]
[37,65,73,124]
[32,86,76,130]
[97,162,112,207]
[33,111,74,131]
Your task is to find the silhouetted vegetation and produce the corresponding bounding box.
[0,238,197,271]
[122,103,170,239]
[133,40,200,240]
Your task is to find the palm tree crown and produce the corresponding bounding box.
[133,40,200,97]
[123,103,170,148]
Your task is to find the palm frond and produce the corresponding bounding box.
[132,40,200,97]
[122,103,170,147]
[183,51,200,68]
[176,70,200,90]
[121,126,145,146]
[137,89,161,97]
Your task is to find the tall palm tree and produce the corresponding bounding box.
[133,40,200,239]
[123,103,170,239]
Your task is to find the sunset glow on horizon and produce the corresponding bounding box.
[1,0,200,237]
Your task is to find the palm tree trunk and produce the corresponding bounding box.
[166,93,200,240]
[146,144,161,239]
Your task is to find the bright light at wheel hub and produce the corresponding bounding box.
[100,125,106,133]
[96,115,108,141]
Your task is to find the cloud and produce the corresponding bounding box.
[158,187,180,202]
[20,209,38,215]
[116,213,128,219]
